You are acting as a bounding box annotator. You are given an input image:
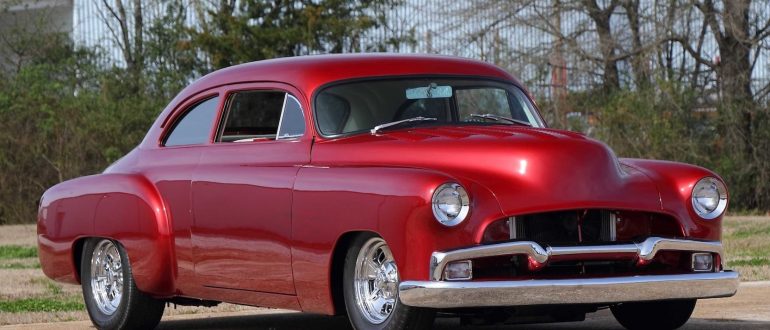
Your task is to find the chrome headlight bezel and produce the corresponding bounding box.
[431,183,470,227]
[691,177,727,220]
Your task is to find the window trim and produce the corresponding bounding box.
[160,93,221,148]
[276,94,306,140]
[214,89,307,144]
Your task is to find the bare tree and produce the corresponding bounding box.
[97,0,145,77]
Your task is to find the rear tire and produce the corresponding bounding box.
[611,299,696,330]
[343,234,434,330]
[81,238,165,330]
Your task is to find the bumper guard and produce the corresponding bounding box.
[398,237,739,308]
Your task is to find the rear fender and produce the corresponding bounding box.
[37,173,175,296]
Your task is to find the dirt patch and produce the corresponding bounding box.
[0,302,266,326]
[0,269,58,300]
[0,225,37,247]
[692,281,770,321]
[3,284,770,330]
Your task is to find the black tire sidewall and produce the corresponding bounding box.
[611,299,697,330]
[343,234,432,330]
[81,238,133,329]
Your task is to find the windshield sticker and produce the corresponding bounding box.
[406,83,453,99]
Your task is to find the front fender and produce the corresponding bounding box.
[37,173,175,296]
[290,166,502,314]
[621,158,726,240]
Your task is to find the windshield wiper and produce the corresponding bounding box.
[370,117,438,134]
[468,113,531,127]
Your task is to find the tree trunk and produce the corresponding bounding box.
[584,0,621,90]
[133,0,144,76]
[717,0,753,105]
[623,0,649,88]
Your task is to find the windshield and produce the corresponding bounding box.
[314,78,544,136]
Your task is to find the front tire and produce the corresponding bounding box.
[81,238,165,330]
[343,234,434,330]
[611,299,696,330]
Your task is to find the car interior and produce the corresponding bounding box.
[315,80,534,136]
[218,91,285,142]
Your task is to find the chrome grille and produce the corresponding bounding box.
[508,210,617,244]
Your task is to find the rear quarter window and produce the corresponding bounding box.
[165,97,220,146]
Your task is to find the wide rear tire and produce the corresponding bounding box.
[343,234,435,330]
[611,299,696,330]
[81,238,165,330]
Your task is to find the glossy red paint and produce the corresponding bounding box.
[37,54,728,316]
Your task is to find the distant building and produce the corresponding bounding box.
[0,0,73,71]
[1,0,768,102]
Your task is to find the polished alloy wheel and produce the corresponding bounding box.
[89,240,124,315]
[353,237,399,324]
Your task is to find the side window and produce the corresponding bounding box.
[277,95,306,139]
[218,91,305,142]
[165,97,220,147]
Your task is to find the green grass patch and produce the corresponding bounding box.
[724,225,770,239]
[0,261,40,269]
[723,217,770,280]
[0,298,83,313]
[728,258,770,267]
[45,281,63,296]
[0,245,37,259]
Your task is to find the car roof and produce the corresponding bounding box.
[142,54,526,148]
[175,53,519,105]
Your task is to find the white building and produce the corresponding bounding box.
[0,0,73,71]
[1,0,768,101]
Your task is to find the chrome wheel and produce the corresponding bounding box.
[89,239,123,315]
[353,237,399,325]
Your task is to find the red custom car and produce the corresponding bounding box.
[38,54,737,330]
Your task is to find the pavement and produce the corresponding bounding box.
[3,281,769,330]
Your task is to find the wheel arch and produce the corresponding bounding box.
[291,165,457,315]
[329,230,381,316]
[72,237,87,283]
[38,173,176,296]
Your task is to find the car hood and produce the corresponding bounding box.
[311,126,663,215]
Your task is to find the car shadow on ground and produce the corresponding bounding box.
[155,311,770,330]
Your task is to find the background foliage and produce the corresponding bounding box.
[0,0,768,224]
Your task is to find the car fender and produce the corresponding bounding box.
[37,173,175,296]
[290,165,502,314]
[621,158,726,240]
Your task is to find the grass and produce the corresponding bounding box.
[0,245,39,269]
[25,278,64,296]
[0,298,83,313]
[0,261,40,269]
[725,225,770,240]
[728,257,770,267]
[0,245,37,259]
[722,216,770,281]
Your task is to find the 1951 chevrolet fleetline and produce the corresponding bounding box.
[37,54,738,330]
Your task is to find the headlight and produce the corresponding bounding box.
[691,177,727,220]
[432,183,470,226]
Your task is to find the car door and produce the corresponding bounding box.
[139,93,223,294]
[190,83,310,294]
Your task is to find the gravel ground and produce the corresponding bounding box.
[2,282,768,330]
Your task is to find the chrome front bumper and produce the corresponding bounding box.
[399,237,739,308]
